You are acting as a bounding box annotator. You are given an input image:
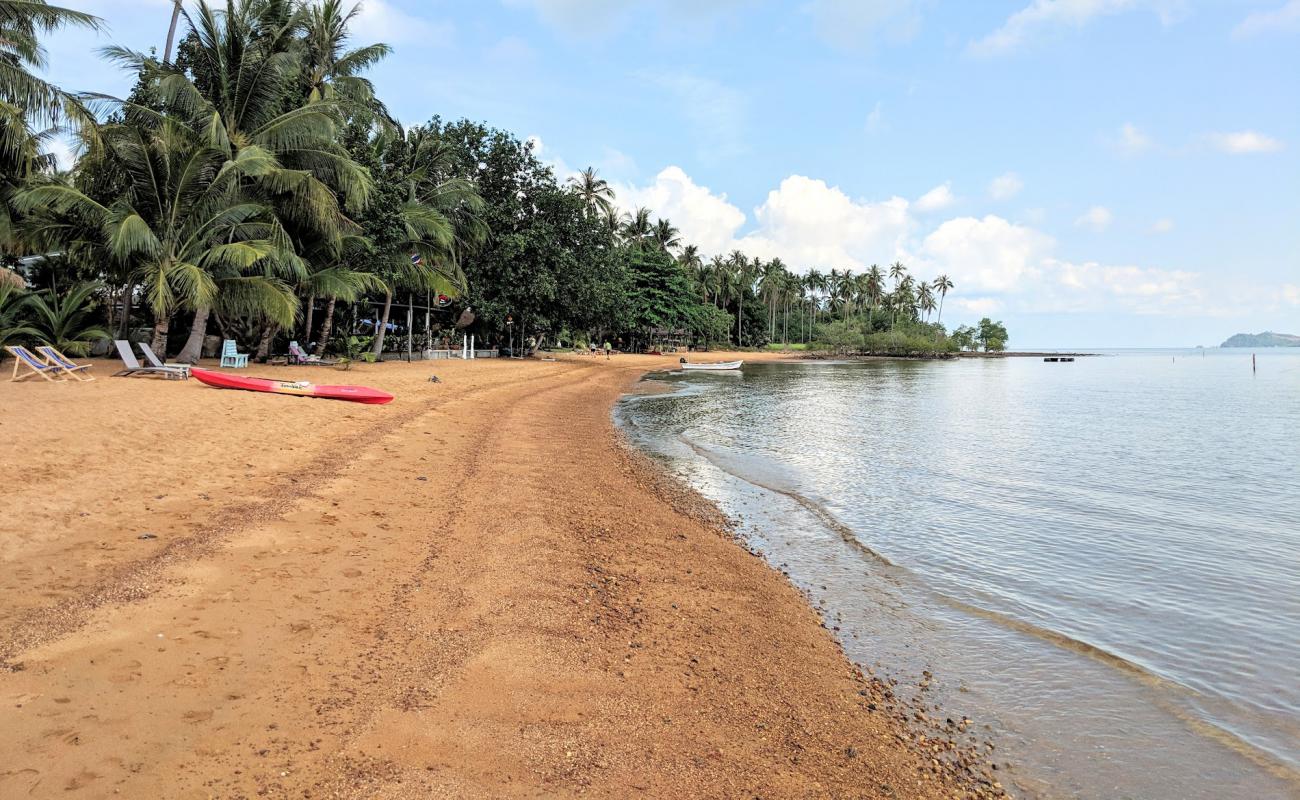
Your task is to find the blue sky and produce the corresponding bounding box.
[46,0,1300,347]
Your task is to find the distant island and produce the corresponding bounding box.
[1220,331,1300,347]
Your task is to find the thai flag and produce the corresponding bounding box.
[410,252,423,266]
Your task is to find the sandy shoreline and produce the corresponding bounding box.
[0,352,998,798]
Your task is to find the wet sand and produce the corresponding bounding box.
[0,352,997,797]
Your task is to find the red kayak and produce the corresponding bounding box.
[191,367,394,405]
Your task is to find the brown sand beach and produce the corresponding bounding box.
[0,352,999,798]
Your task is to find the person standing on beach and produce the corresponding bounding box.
[604,340,612,360]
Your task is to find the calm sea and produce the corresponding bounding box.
[616,349,1300,799]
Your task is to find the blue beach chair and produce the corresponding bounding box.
[6,345,66,382]
[220,339,249,368]
[35,345,95,381]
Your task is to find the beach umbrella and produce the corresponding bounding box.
[455,306,475,329]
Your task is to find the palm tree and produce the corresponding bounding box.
[917,281,935,322]
[365,127,485,358]
[300,0,395,126]
[932,274,954,325]
[568,166,614,217]
[1,1,102,255]
[102,0,375,361]
[163,0,183,62]
[620,206,652,246]
[13,103,305,358]
[652,218,680,254]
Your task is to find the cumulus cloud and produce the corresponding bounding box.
[732,176,913,267]
[1150,218,1175,234]
[614,167,747,256]
[1206,131,1285,154]
[1284,284,1300,306]
[914,183,957,212]
[968,0,1180,56]
[988,172,1024,200]
[1074,206,1113,231]
[919,215,1054,292]
[1232,0,1300,39]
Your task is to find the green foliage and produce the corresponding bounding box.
[977,317,1009,352]
[0,283,38,349]
[814,320,864,354]
[24,281,111,356]
[951,324,977,351]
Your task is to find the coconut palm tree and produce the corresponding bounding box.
[99,0,375,361]
[300,0,395,126]
[932,273,954,325]
[917,281,935,321]
[16,122,302,357]
[620,206,652,247]
[1,1,102,255]
[652,218,680,254]
[567,166,614,217]
[364,127,485,358]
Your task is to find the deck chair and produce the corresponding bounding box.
[6,345,66,382]
[220,339,248,368]
[112,340,187,380]
[139,342,191,378]
[289,340,337,366]
[35,345,95,381]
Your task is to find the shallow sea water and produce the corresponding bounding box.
[616,349,1300,799]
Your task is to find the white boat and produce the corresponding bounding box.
[680,359,743,371]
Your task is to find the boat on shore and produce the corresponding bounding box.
[190,367,394,404]
[679,359,743,371]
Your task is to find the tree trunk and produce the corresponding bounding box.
[314,297,337,357]
[255,321,277,361]
[149,314,170,358]
[302,294,315,346]
[175,305,210,364]
[162,0,183,62]
[118,281,136,339]
[371,290,393,358]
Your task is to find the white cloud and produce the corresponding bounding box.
[1116,122,1153,154]
[1283,284,1300,306]
[802,0,922,48]
[919,215,1054,292]
[1150,218,1175,234]
[1232,0,1300,38]
[1206,131,1285,154]
[639,71,748,161]
[1074,205,1113,231]
[614,167,747,256]
[349,0,454,45]
[968,0,1179,56]
[988,172,1024,200]
[733,176,913,267]
[953,297,1004,315]
[914,182,957,212]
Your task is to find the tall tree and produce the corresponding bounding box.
[932,273,953,325]
[567,166,614,217]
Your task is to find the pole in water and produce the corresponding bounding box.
[1252,353,1256,374]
